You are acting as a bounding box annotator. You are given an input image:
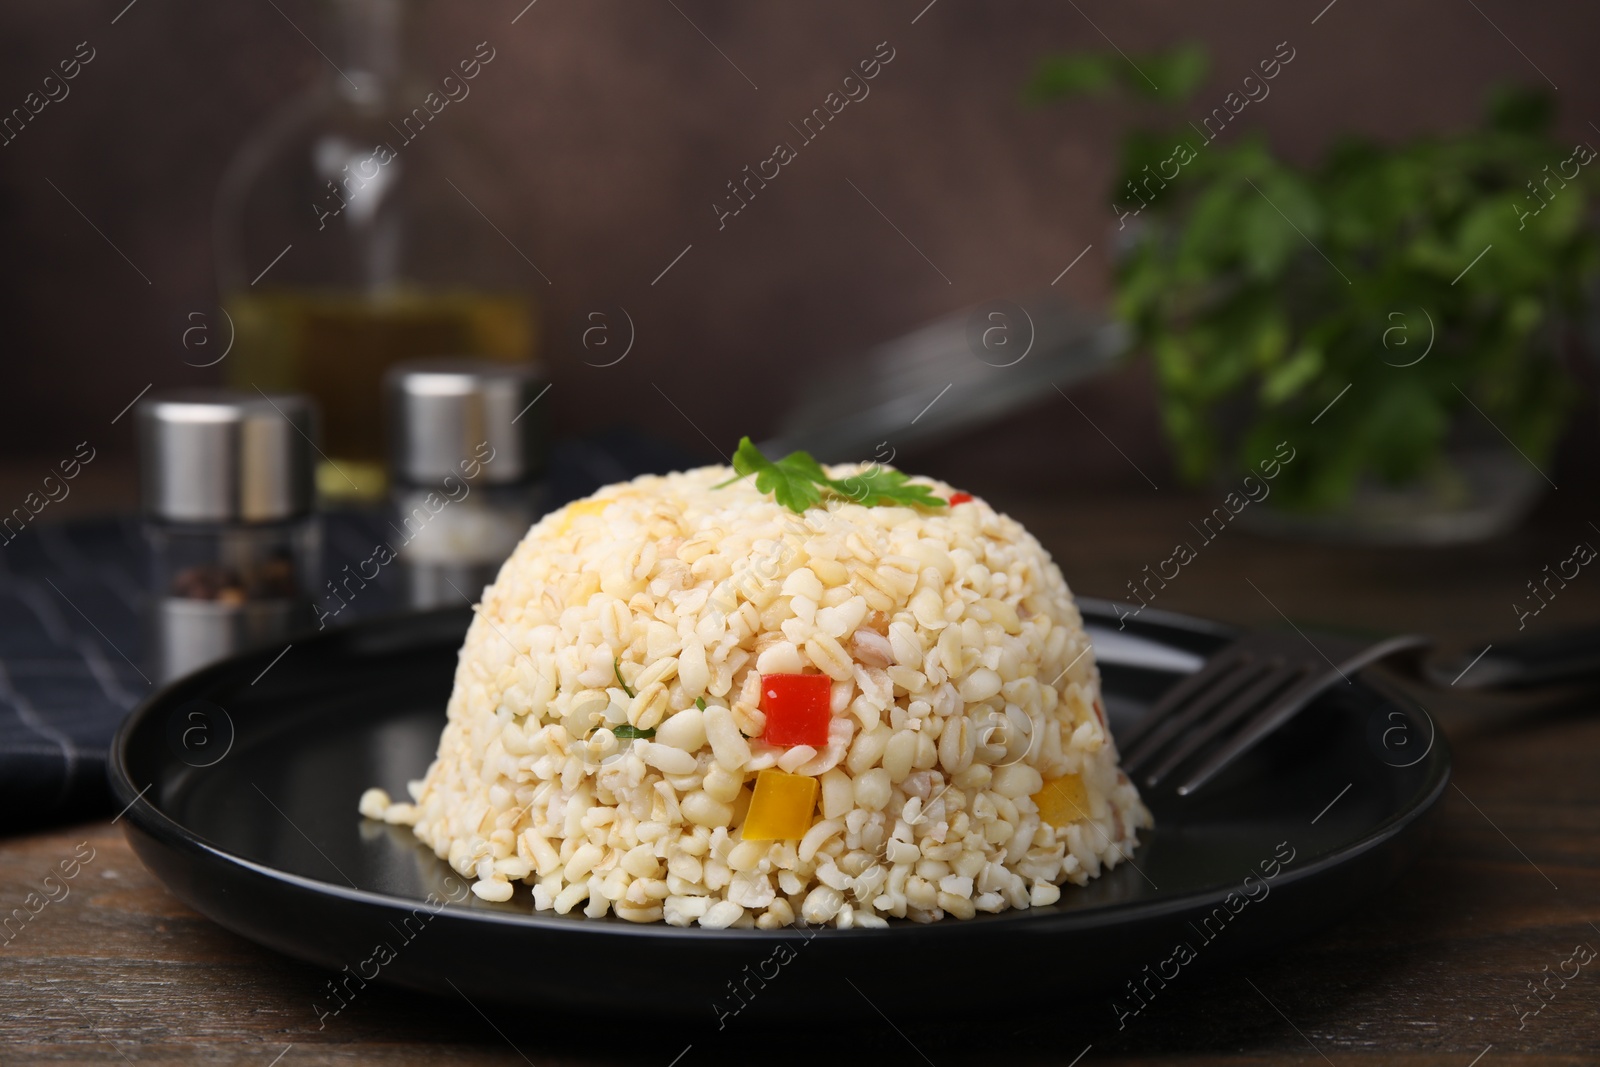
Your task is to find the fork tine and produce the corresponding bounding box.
[1171,633,1432,796]
[1120,646,1249,751]
[1122,655,1265,774]
[1172,672,1329,796]
[1143,663,1308,787]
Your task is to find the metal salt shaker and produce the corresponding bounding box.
[137,391,320,683]
[385,360,547,610]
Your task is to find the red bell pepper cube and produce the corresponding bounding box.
[760,673,832,747]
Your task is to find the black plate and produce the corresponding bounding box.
[109,601,1449,1019]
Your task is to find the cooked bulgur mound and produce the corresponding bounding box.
[365,465,1150,927]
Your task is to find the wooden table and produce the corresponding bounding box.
[3,493,1597,1065]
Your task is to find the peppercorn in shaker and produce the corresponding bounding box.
[137,391,321,682]
[385,360,547,609]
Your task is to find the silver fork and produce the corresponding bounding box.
[1120,629,1430,797]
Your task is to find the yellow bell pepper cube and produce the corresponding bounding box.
[1032,773,1090,829]
[743,769,819,841]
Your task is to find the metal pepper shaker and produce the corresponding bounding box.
[137,390,321,682]
[385,360,547,609]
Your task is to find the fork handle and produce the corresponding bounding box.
[1433,625,1600,691]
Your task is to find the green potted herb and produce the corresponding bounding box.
[1030,48,1599,542]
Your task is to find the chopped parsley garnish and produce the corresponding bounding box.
[717,437,947,514]
[610,724,655,740]
[613,658,635,698]
[695,697,707,711]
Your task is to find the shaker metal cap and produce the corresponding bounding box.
[137,390,317,522]
[385,360,546,486]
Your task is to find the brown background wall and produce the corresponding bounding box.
[2,0,1598,497]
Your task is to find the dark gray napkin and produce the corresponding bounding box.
[0,512,400,828]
